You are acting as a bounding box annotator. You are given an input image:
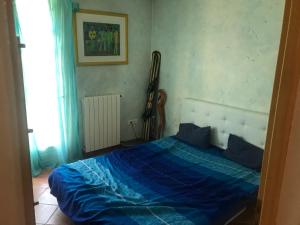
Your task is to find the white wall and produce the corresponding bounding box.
[151,0,285,135]
[74,0,285,141]
[75,0,152,141]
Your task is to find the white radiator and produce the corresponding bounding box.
[83,94,120,152]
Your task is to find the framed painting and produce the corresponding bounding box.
[74,10,128,66]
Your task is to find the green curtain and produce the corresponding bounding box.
[12,1,21,37]
[14,0,82,176]
[48,0,82,163]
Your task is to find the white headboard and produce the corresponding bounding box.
[180,98,269,149]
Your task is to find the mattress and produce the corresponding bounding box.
[49,137,260,225]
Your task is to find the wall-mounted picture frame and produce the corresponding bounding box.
[74,9,128,66]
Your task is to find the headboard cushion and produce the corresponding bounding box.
[180,98,269,149]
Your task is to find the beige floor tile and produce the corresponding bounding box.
[33,184,48,203]
[32,170,51,203]
[33,170,51,185]
[47,208,74,225]
[39,188,58,205]
[35,204,57,224]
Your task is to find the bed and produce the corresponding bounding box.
[49,99,269,225]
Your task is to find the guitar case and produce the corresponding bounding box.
[142,51,161,141]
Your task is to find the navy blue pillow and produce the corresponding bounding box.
[176,123,198,139]
[176,123,211,149]
[223,134,264,171]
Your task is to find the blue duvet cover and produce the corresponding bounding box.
[49,137,260,225]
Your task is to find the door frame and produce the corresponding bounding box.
[259,0,300,224]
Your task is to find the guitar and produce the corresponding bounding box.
[156,89,167,139]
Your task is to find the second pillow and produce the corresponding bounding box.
[176,123,211,149]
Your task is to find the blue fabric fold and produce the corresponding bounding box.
[49,137,259,225]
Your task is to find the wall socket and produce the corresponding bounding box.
[128,119,138,126]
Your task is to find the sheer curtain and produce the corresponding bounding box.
[15,0,82,176]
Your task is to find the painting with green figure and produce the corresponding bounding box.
[83,22,120,56]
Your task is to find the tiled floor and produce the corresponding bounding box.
[33,170,74,225]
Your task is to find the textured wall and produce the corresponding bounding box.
[151,0,285,135]
[75,0,152,141]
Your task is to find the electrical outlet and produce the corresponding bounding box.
[128,119,138,126]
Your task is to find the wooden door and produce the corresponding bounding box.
[259,0,300,224]
[0,1,35,225]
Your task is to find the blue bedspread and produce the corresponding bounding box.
[49,137,260,225]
